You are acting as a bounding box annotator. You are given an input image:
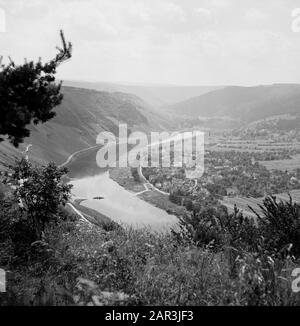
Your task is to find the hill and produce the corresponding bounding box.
[169,84,300,122]
[0,86,172,169]
[233,113,300,140]
[63,80,223,107]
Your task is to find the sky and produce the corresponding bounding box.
[1,0,300,86]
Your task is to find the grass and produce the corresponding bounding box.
[109,167,145,193]
[260,154,300,171]
[139,190,186,217]
[1,216,299,306]
[66,202,115,229]
[2,159,300,306]
[222,190,300,217]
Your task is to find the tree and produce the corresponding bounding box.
[131,167,140,182]
[0,30,72,146]
[9,158,72,240]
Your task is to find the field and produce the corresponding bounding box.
[260,154,300,171]
[221,189,300,218]
[208,137,300,153]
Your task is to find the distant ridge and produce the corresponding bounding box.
[169,84,300,122]
[63,80,224,107]
[0,86,173,169]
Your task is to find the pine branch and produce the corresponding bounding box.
[50,30,72,67]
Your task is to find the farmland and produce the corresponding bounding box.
[221,189,300,218]
[208,137,300,154]
[260,154,300,172]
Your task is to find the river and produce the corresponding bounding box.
[68,147,178,232]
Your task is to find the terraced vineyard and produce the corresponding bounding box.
[209,138,300,154]
[221,189,300,218]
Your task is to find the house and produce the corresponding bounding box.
[226,187,238,197]
[290,177,298,184]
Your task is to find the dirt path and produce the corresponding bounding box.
[137,165,170,196]
[59,145,101,168]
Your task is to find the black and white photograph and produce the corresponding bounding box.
[1,0,300,311]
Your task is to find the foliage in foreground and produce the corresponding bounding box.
[0,217,299,306]
[176,195,300,259]
[0,160,300,306]
[0,159,72,260]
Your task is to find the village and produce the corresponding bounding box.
[140,132,300,214]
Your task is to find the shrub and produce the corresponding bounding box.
[176,196,300,259]
[0,159,72,263]
[252,196,300,258]
[9,158,72,241]
[174,206,258,252]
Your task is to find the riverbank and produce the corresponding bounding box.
[109,167,186,218]
[68,166,182,231]
[63,144,181,230]
[70,199,118,230]
[109,168,145,193]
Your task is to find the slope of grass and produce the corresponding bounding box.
[0,86,172,171]
[1,213,299,306]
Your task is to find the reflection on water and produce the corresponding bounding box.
[71,172,178,232]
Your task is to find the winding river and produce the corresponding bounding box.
[67,147,178,232]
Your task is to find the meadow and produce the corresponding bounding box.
[222,189,300,218]
[260,154,300,172]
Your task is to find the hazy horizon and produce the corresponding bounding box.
[1,0,300,85]
[63,78,300,88]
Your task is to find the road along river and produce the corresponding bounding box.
[66,146,178,232]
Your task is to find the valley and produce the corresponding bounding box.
[0,85,174,171]
[1,83,300,231]
[1,79,300,307]
[2,1,300,307]
[140,130,300,221]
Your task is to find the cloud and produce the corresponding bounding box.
[194,8,212,19]
[126,1,187,27]
[1,0,300,85]
[203,0,231,9]
[245,8,268,22]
